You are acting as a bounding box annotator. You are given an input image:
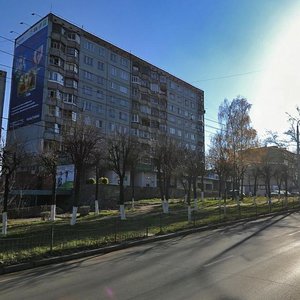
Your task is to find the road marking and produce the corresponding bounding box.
[204,255,234,267]
[288,230,300,236]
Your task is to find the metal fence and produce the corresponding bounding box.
[1,197,299,265]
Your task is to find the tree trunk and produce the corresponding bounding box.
[131,169,135,209]
[2,174,10,235]
[119,176,125,205]
[192,177,198,211]
[50,172,57,221]
[70,166,81,225]
[187,205,192,223]
[95,167,100,214]
[120,204,126,220]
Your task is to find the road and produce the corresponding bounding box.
[1,212,300,299]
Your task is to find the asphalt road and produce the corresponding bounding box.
[2,212,300,299]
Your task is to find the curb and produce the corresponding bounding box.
[0,208,297,275]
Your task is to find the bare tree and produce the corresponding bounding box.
[106,132,139,220]
[63,121,101,225]
[39,142,60,221]
[1,141,25,235]
[152,135,180,213]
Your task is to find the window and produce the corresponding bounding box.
[84,55,93,66]
[178,130,182,137]
[131,114,139,123]
[84,101,92,111]
[84,41,95,52]
[84,116,91,125]
[120,85,128,94]
[170,127,176,134]
[83,70,93,81]
[150,83,159,92]
[97,76,104,85]
[109,123,115,132]
[49,71,64,85]
[110,53,117,62]
[64,93,77,104]
[111,66,117,76]
[99,47,106,57]
[83,85,93,95]
[132,76,140,84]
[97,104,104,113]
[66,47,79,57]
[160,124,167,132]
[51,40,65,52]
[66,63,78,74]
[98,61,104,71]
[168,115,176,123]
[120,70,129,80]
[50,55,64,68]
[140,105,150,114]
[95,120,102,128]
[67,32,80,44]
[109,109,115,118]
[48,89,63,100]
[121,57,128,67]
[160,75,166,83]
[65,78,78,89]
[54,123,60,134]
[119,98,128,107]
[119,112,128,121]
[72,112,77,121]
[110,81,117,90]
[96,89,104,99]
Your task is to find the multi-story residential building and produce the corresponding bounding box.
[0,70,6,141]
[7,13,205,188]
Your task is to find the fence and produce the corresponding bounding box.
[1,196,299,266]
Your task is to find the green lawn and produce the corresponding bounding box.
[1,196,299,266]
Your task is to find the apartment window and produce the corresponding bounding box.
[170,81,176,89]
[170,127,176,135]
[97,76,104,85]
[66,47,79,57]
[160,124,167,132]
[95,120,102,128]
[109,109,115,118]
[178,130,182,137]
[110,81,117,90]
[72,112,77,121]
[49,71,64,85]
[131,128,139,136]
[98,61,104,71]
[151,108,159,117]
[51,40,65,52]
[111,66,117,76]
[96,89,104,99]
[97,104,104,113]
[168,115,176,123]
[84,116,91,125]
[49,55,64,68]
[65,62,78,74]
[119,112,128,121]
[83,70,93,81]
[84,101,92,111]
[109,123,115,132]
[120,70,129,80]
[120,57,128,67]
[54,123,60,134]
[151,97,159,105]
[132,76,140,84]
[65,78,78,89]
[48,89,63,100]
[120,85,128,94]
[191,133,196,140]
[63,93,77,104]
[99,47,106,57]
[83,85,93,95]
[67,32,80,43]
[151,72,159,80]
[84,55,93,66]
[84,41,95,52]
[131,114,139,123]
[160,75,167,83]
[150,83,159,92]
[140,105,150,114]
[110,53,117,62]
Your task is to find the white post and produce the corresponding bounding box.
[188,205,192,222]
[163,198,169,214]
[70,206,78,225]
[184,194,187,203]
[2,212,8,235]
[95,200,99,214]
[50,204,56,221]
[120,204,126,220]
[131,197,135,209]
[194,198,198,211]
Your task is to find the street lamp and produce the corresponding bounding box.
[10,30,20,35]
[31,12,43,18]
[20,21,30,27]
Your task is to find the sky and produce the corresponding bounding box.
[1,0,300,151]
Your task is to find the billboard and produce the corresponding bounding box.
[56,164,75,189]
[9,19,48,129]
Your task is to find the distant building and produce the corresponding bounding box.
[0,70,6,141]
[7,13,205,188]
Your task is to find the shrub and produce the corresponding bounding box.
[86,178,96,184]
[100,177,109,185]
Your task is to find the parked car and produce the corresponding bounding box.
[228,190,245,198]
[270,190,291,196]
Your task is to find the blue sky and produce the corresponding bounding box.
[1,0,300,149]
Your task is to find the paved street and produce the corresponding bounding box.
[2,212,300,299]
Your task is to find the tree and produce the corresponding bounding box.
[39,142,60,221]
[106,132,139,220]
[218,97,257,199]
[152,135,180,213]
[63,121,101,225]
[1,141,25,235]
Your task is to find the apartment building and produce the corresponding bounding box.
[8,13,205,188]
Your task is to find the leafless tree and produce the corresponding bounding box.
[63,121,101,225]
[106,132,139,219]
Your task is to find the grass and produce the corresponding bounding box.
[1,196,299,266]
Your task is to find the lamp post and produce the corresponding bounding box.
[20,21,30,27]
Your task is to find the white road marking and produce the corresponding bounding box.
[204,255,234,267]
[288,230,300,236]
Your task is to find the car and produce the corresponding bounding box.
[271,190,291,196]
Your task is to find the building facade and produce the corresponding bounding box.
[8,13,205,187]
[0,70,6,141]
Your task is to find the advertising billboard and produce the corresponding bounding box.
[8,18,48,129]
[56,164,75,189]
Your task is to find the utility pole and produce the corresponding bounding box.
[297,122,300,197]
